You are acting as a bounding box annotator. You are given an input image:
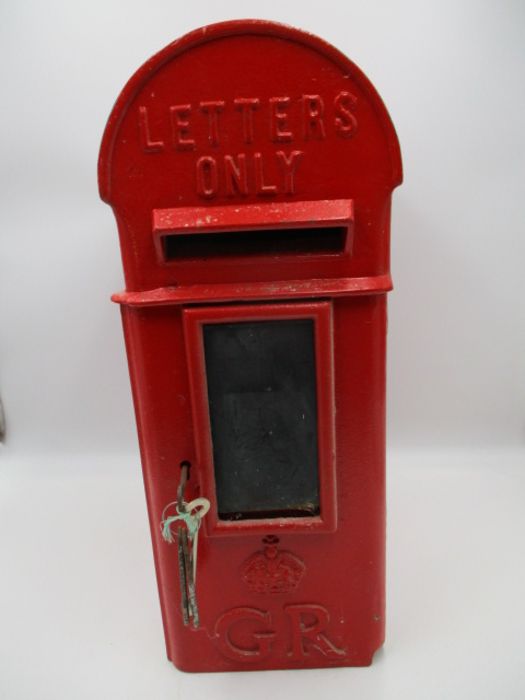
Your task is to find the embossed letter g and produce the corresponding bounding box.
[214,607,276,662]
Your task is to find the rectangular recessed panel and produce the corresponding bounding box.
[203,319,320,520]
[163,226,346,260]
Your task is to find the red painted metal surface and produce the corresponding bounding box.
[99,19,402,672]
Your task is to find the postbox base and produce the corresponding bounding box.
[166,632,384,673]
[168,650,381,674]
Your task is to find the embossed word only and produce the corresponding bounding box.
[195,150,302,198]
[214,603,346,663]
[138,92,358,199]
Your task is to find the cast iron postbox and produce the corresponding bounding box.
[98,20,402,672]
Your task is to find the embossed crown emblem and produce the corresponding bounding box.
[241,537,306,594]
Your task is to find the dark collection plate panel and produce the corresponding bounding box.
[203,319,320,520]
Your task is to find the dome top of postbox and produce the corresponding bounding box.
[98,19,402,207]
[99,20,402,292]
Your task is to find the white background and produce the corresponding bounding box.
[1,1,524,698]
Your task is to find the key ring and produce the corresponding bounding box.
[160,464,210,629]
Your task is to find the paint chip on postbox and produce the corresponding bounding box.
[98,19,402,672]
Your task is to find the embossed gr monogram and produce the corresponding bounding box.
[213,604,346,663]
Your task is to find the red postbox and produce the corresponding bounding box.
[98,20,402,672]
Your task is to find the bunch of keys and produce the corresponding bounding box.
[160,463,210,628]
